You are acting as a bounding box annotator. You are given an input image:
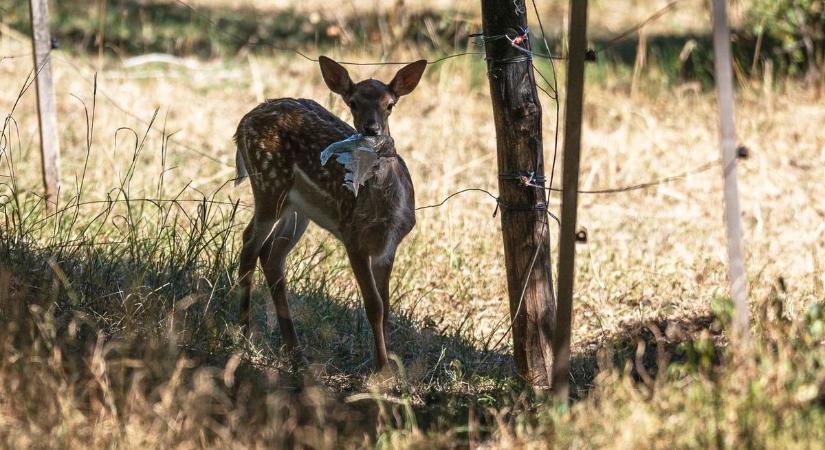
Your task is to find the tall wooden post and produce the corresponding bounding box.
[712,0,750,341]
[551,0,588,401]
[29,0,61,206]
[480,0,555,387]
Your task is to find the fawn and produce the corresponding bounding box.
[233,56,427,372]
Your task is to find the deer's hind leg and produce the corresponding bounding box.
[237,192,289,337]
[258,206,309,355]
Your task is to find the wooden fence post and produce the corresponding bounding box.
[29,0,61,207]
[551,0,588,402]
[480,0,556,387]
[712,0,750,342]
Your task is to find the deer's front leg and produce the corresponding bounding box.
[346,247,389,373]
[372,249,396,338]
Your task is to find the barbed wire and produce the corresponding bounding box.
[501,159,721,195]
[52,0,699,213]
[0,0,737,385]
[420,0,697,217]
[554,160,718,194]
[6,0,704,219]
[5,0,730,358]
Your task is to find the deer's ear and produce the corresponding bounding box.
[319,56,353,97]
[389,59,427,97]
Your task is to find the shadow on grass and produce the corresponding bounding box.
[0,230,516,437]
[569,314,722,399]
[259,290,514,386]
[0,222,726,443]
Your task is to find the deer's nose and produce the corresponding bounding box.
[363,123,382,136]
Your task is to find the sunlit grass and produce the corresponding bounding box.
[1,6,825,447]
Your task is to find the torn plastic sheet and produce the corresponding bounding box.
[320,134,394,197]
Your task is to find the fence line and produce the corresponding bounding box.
[5,3,698,211]
[2,0,698,218]
[0,0,753,383]
[3,0,686,68]
[514,159,721,194]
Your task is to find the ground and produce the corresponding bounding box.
[0,0,824,448]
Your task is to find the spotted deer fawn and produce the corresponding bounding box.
[234,56,427,372]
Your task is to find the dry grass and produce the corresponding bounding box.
[1,3,824,447]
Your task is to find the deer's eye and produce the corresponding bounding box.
[347,100,356,108]
[387,103,395,112]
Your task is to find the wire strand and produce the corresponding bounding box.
[543,160,719,194]
[415,188,500,211]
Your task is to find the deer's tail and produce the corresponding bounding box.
[234,133,249,186]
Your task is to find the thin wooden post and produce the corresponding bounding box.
[551,0,588,401]
[480,0,555,387]
[29,0,61,207]
[712,0,750,341]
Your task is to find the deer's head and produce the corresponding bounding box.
[319,56,427,137]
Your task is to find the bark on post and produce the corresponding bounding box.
[29,0,61,207]
[480,0,555,387]
[551,0,588,402]
[712,0,750,342]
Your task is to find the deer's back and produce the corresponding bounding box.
[236,98,353,175]
[236,98,351,204]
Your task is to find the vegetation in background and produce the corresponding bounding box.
[0,0,475,59]
[749,0,825,76]
[2,0,822,83]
